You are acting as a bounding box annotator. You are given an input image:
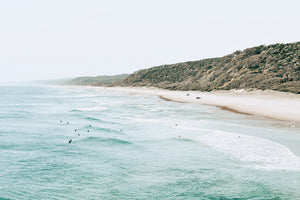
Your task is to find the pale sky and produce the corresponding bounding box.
[1,0,300,82]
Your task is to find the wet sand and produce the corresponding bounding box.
[106,87,300,123]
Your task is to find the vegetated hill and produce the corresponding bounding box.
[117,42,300,94]
[67,74,128,86]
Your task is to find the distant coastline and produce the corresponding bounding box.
[66,41,300,94]
[62,41,300,123]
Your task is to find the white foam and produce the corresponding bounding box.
[91,99,108,103]
[128,117,162,123]
[204,109,213,113]
[74,94,99,98]
[148,107,167,112]
[197,130,300,171]
[55,94,100,99]
[174,125,210,132]
[108,101,123,106]
[76,106,108,111]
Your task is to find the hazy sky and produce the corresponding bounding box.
[1,0,300,82]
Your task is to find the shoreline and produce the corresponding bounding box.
[105,86,300,123]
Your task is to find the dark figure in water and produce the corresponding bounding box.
[60,120,62,123]
[69,139,72,144]
[67,121,69,124]
[175,124,178,126]
[89,124,92,127]
[74,129,77,132]
[87,130,90,132]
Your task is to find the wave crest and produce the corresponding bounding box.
[74,106,108,111]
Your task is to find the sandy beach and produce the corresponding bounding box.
[106,87,300,123]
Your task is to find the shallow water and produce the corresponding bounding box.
[0,85,299,200]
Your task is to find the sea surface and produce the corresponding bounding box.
[0,85,300,200]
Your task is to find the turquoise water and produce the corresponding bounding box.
[0,85,300,200]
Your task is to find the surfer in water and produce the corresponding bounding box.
[69,139,72,144]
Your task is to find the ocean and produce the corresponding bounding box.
[0,85,299,200]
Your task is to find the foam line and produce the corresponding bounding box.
[197,130,300,170]
[75,106,108,111]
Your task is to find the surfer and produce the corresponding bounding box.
[67,121,69,124]
[87,130,90,132]
[69,139,72,144]
[89,124,92,127]
[74,129,77,132]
